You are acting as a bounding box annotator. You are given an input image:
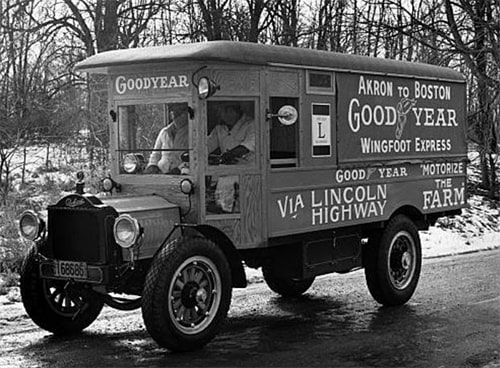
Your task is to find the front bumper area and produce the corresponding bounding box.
[39,258,109,284]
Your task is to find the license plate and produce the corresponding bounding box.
[55,260,88,280]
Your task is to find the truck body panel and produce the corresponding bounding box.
[269,162,465,236]
[336,73,466,163]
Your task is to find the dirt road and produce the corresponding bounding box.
[1,249,499,367]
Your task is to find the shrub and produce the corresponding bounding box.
[0,272,20,296]
[0,238,29,274]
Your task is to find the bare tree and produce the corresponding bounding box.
[246,0,273,42]
[196,0,231,40]
[0,0,74,196]
[265,0,301,46]
[445,0,499,197]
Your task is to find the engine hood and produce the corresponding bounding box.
[100,194,181,261]
[100,194,178,215]
[50,193,181,261]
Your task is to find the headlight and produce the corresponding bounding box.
[113,214,141,248]
[19,210,45,241]
[123,153,145,174]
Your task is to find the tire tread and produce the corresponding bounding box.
[364,215,422,306]
[142,237,232,351]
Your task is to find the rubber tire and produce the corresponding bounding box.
[364,215,422,306]
[20,247,104,334]
[142,237,232,352]
[262,266,315,297]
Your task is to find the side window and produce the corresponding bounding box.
[270,97,299,168]
[306,71,335,95]
[206,101,256,166]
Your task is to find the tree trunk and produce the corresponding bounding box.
[22,144,27,184]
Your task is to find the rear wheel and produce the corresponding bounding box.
[263,266,315,297]
[142,237,232,352]
[364,215,422,306]
[20,247,103,334]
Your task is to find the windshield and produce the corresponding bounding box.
[117,102,190,175]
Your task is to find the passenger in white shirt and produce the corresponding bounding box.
[146,105,189,174]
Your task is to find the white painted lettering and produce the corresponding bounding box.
[422,187,465,210]
[358,76,393,96]
[114,75,190,94]
[349,100,398,133]
[179,75,189,87]
[360,138,412,154]
[115,76,126,94]
[310,185,387,225]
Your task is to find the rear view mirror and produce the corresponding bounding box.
[266,105,298,125]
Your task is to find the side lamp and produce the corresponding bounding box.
[197,77,220,99]
[102,176,122,194]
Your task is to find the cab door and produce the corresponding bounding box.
[266,69,302,238]
[203,97,262,249]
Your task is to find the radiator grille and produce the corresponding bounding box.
[47,206,115,263]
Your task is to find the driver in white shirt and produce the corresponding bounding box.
[207,103,255,213]
[207,103,255,165]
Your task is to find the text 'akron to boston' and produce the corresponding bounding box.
[312,184,387,225]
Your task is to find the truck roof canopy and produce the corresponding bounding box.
[75,41,463,82]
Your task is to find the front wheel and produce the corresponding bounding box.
[364,215,422,306]
[20,247,104,334]
[263,266,315,297]
[142,237,232,352]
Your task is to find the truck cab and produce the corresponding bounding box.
[19,41,467,352]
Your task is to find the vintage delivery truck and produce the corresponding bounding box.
[19,41,467,351]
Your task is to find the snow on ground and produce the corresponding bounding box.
[421,228,499,258]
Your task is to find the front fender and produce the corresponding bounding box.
[175,224,247,288]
